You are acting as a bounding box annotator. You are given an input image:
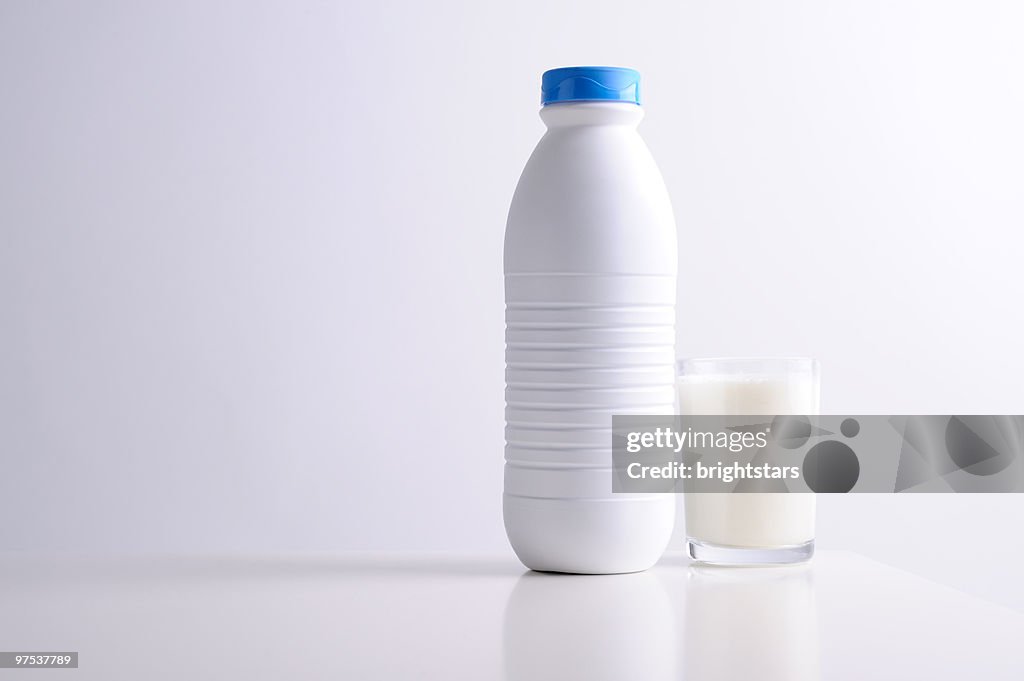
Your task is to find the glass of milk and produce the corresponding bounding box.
[677,357,819,565]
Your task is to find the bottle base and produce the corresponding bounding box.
[504,493,675,575]
[686,538,815,566]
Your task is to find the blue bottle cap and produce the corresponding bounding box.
[541,66,641,106]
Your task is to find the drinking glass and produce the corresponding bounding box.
[677,357,819,565]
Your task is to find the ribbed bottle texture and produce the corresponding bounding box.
[501,274,675,569]
[504,275,675,499]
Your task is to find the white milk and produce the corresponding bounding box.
[678,374,818,548]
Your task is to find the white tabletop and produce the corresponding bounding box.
[1,550,1021,680]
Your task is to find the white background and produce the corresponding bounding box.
[2,1,1023,608]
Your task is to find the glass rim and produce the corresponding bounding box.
[677,356,819,377]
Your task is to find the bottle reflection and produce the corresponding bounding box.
[684,564,820,681]
[503,570,676,681]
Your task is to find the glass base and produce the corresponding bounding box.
[687,538,815,566]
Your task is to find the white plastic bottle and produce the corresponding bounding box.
[503,67,678,574]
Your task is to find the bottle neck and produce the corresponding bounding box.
[539,101,645,129]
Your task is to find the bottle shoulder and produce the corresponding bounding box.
[505,128,676,275]
[512,126,669,206]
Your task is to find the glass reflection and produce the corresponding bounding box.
[683,563,820,680]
